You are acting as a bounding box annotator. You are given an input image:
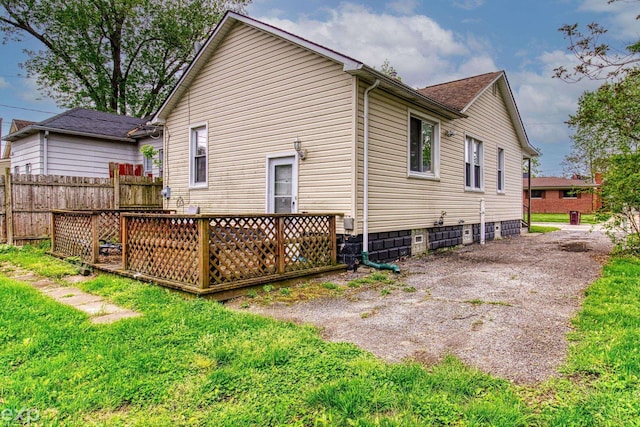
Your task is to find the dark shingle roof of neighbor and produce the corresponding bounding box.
[417,71,504,112]
[4,107,147,141]
[10,119,36,132]
[38,107,146,138]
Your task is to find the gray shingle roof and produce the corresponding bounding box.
[38,107,146,138]
[4,107,148,142]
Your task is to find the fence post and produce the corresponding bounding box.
[198,217,210,289]
[113,167,120,209]
[276,216,285,274]
[4,168,13,245]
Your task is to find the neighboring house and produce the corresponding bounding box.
[2,108,163,178]
[523,176,601,214]
[152,11,538,263]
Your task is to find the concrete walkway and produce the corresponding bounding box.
[6,266,140,324]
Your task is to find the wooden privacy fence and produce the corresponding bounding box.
[0,170,162,245]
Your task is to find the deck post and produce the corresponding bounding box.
[121,214,129,270]
[50,211,57,253]
[90,213,99,264]
[276,216,285,274]
[329,215,337,263]
[198,217,210,289]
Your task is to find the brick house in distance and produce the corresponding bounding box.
[523,176,602,214]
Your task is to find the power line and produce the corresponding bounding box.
[0,103,57,114]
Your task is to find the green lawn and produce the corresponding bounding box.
[530,212,599,224]
[1,245,639,426]
[529,225,561,234]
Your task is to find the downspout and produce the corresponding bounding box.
[43,130,49,175]
[527,158,532,232]
[480,198,486,245]
[362,78,400,273]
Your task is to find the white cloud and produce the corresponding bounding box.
[258,3,492,88]
[20,77,45,102]
[452,0,485,11]
[579,0,640,40]
[255,2,603,176]
[387,0,418,15]
[0,77,9,89]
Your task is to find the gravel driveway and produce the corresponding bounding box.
[229,224,612,384]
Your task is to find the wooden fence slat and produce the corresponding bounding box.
[0,172,162,244]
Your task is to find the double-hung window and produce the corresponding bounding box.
[408,113,439,178]
[190,124,207,187]
[497,148,505,193]
[465,135,483,190]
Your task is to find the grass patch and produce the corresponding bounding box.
[2,246,640,425]
[530,213,598,224]
[529,225,561,234]
[236,272,400,306]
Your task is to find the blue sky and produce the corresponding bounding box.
[1,0,638,175]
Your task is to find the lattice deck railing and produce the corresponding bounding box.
[51,209,169,264]
[121,213,338,292]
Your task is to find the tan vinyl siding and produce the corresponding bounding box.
[164,23,355,221]
[358,79,526,233]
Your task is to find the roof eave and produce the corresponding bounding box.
[348,66,466,120]
[5,125,135,143]
[460,72,538,157]
[152,11,366,124]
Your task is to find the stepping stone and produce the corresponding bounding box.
[4,265,141,324]
[92,310,141,324]
[42,287,83,298]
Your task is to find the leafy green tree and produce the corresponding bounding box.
[0,0,250,117]
[522,155,541,177]
[561,124,612,180]
[567,71,640,155]
[378,59,402,81]
[555,0,640,81]
[598,153,640,254]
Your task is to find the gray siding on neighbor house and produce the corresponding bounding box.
[9,132,42,174]
[45,133,139,178]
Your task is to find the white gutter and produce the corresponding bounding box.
[363,79,380,253]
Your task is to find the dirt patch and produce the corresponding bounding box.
[228,226,612,384]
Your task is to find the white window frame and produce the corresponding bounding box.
[143,156,153,176]
[158,148,164,178]
[407,110,440,180]
[497,147,505,193]
[465,134,484,191]
[189,123,208,188]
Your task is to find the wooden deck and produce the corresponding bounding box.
[51,210,345,297]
